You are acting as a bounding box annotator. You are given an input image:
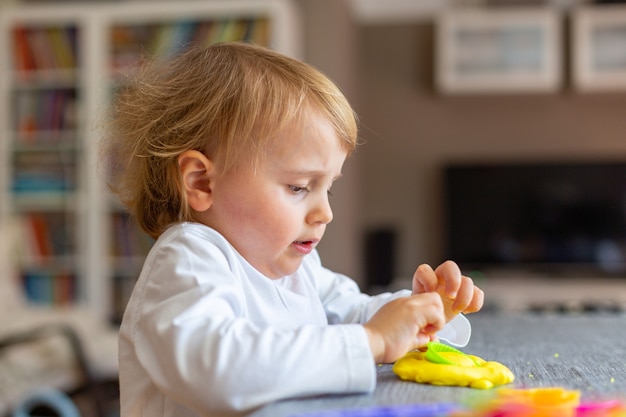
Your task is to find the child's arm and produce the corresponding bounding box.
[120,230,378,415]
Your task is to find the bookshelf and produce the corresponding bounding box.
[0,0,302,323]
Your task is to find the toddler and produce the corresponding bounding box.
[103,42,484,417]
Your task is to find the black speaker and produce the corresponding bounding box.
[364,228,396,291]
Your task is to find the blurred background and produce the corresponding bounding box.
[1,0,626,415]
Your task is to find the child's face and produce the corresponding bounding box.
[203,112,348,279]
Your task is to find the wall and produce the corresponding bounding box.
[356,22,626,281]
[295,0,364,283]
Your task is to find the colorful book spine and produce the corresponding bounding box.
[11,25,78,73]
[109,17,272,73]
[22,270,75,305]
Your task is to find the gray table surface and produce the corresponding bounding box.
[249,311,626,417]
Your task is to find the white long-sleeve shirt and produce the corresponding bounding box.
[119,222,470,417]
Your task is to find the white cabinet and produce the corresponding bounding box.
[435,4,626,94]
[0,0,301,323]
[435,7,562,94]
[572,4,626,92]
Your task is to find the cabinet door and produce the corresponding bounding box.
[573,5,626,91]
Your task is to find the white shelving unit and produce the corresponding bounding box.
[0,0,302,323]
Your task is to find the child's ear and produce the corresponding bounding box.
[178,150,215,212]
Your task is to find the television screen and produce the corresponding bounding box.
[443,161,626,276]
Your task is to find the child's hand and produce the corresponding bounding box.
[363,293,445,364]
[411,261,484,323]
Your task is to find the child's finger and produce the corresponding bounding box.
[451,275,476,313]
[434,260,462,298]
[465,286,485,313]
[412,264,438,294]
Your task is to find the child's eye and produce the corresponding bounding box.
[288,185,309,194]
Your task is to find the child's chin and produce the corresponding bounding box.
[263,263,302,279]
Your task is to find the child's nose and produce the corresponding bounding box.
[307,194,333,225]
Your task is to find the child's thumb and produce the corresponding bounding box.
[416,332,431,349]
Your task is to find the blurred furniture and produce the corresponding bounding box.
[11,387,81,417]
[0,223,118,417]
[0,310,119,417]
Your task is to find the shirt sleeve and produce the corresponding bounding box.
[120,229,376,415]
[304,251,472,347]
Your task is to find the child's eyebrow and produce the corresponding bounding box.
[286,169,343,180]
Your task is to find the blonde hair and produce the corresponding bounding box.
[103,42,358,239]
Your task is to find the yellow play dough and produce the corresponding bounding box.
[392,349,515,389]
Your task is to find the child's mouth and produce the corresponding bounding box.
[292,240,315,254]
